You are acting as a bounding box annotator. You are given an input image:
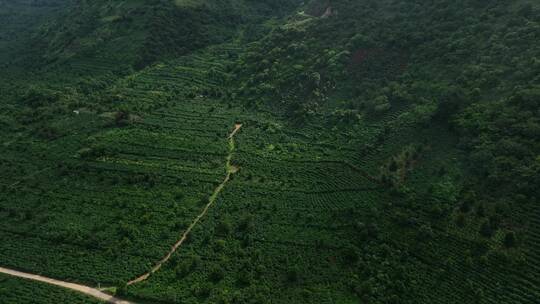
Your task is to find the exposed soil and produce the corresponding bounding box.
[0,267,134,304]
[127,123,243,285]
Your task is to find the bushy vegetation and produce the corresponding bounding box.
[0,274,101,304]
[0,0,539,303]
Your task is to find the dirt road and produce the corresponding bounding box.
[0,267,134,304]
[127,123,242,285]
[0,124,243,300]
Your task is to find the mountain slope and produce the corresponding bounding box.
[4,0,302,75]
[0,0,539,304]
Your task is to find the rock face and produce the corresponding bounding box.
[306,0,331,17]
[321,6,334,18]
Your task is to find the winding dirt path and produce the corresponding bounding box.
[0,124,243,301]
[0,267,133,304]
[127,123,242,285]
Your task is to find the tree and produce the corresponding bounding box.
[503,231,517,248]
[286,267,300,283]
[389,159,398,172]
[116,283,128,297]
[216,216,232,236]
[238,213,254,233]
[518,3,533,18]
[417,224,434,241]
[479,221,493,238]
[237,269,252,286]
[366,95,391,114]
[476,204,485,217]
[210,265,225,282]
[342,245,360,263]
[176,259,194,278]
[456,214,466,227]
[114,110,129,126]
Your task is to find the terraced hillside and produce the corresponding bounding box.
[0,0,539,303]
[0,104,231,282]
[0,273,101,304]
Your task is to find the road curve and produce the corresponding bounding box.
[0,267,134,304]
[0,124,244,300]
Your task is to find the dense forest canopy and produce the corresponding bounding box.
[0,0,539,303]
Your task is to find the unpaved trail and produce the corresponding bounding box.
[0,267,134,304]
[127,123,242,285]
[0,124,243,301]
[229,123,242,139]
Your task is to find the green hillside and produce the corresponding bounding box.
[0,0,539,303]
[1,0,302,75]
[0,274,101,304]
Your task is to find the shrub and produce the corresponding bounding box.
[342,245,360,263]
[216,216,232,236]
[479,221,493,238]
[503,231,517,248]
[209,266,225,282]
[286,267,300,283]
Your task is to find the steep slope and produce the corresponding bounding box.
[0,0,71,71]
[6,0,302,76]
[230,1,540,302]
[0,0,539,304]
[236,0,540,223]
